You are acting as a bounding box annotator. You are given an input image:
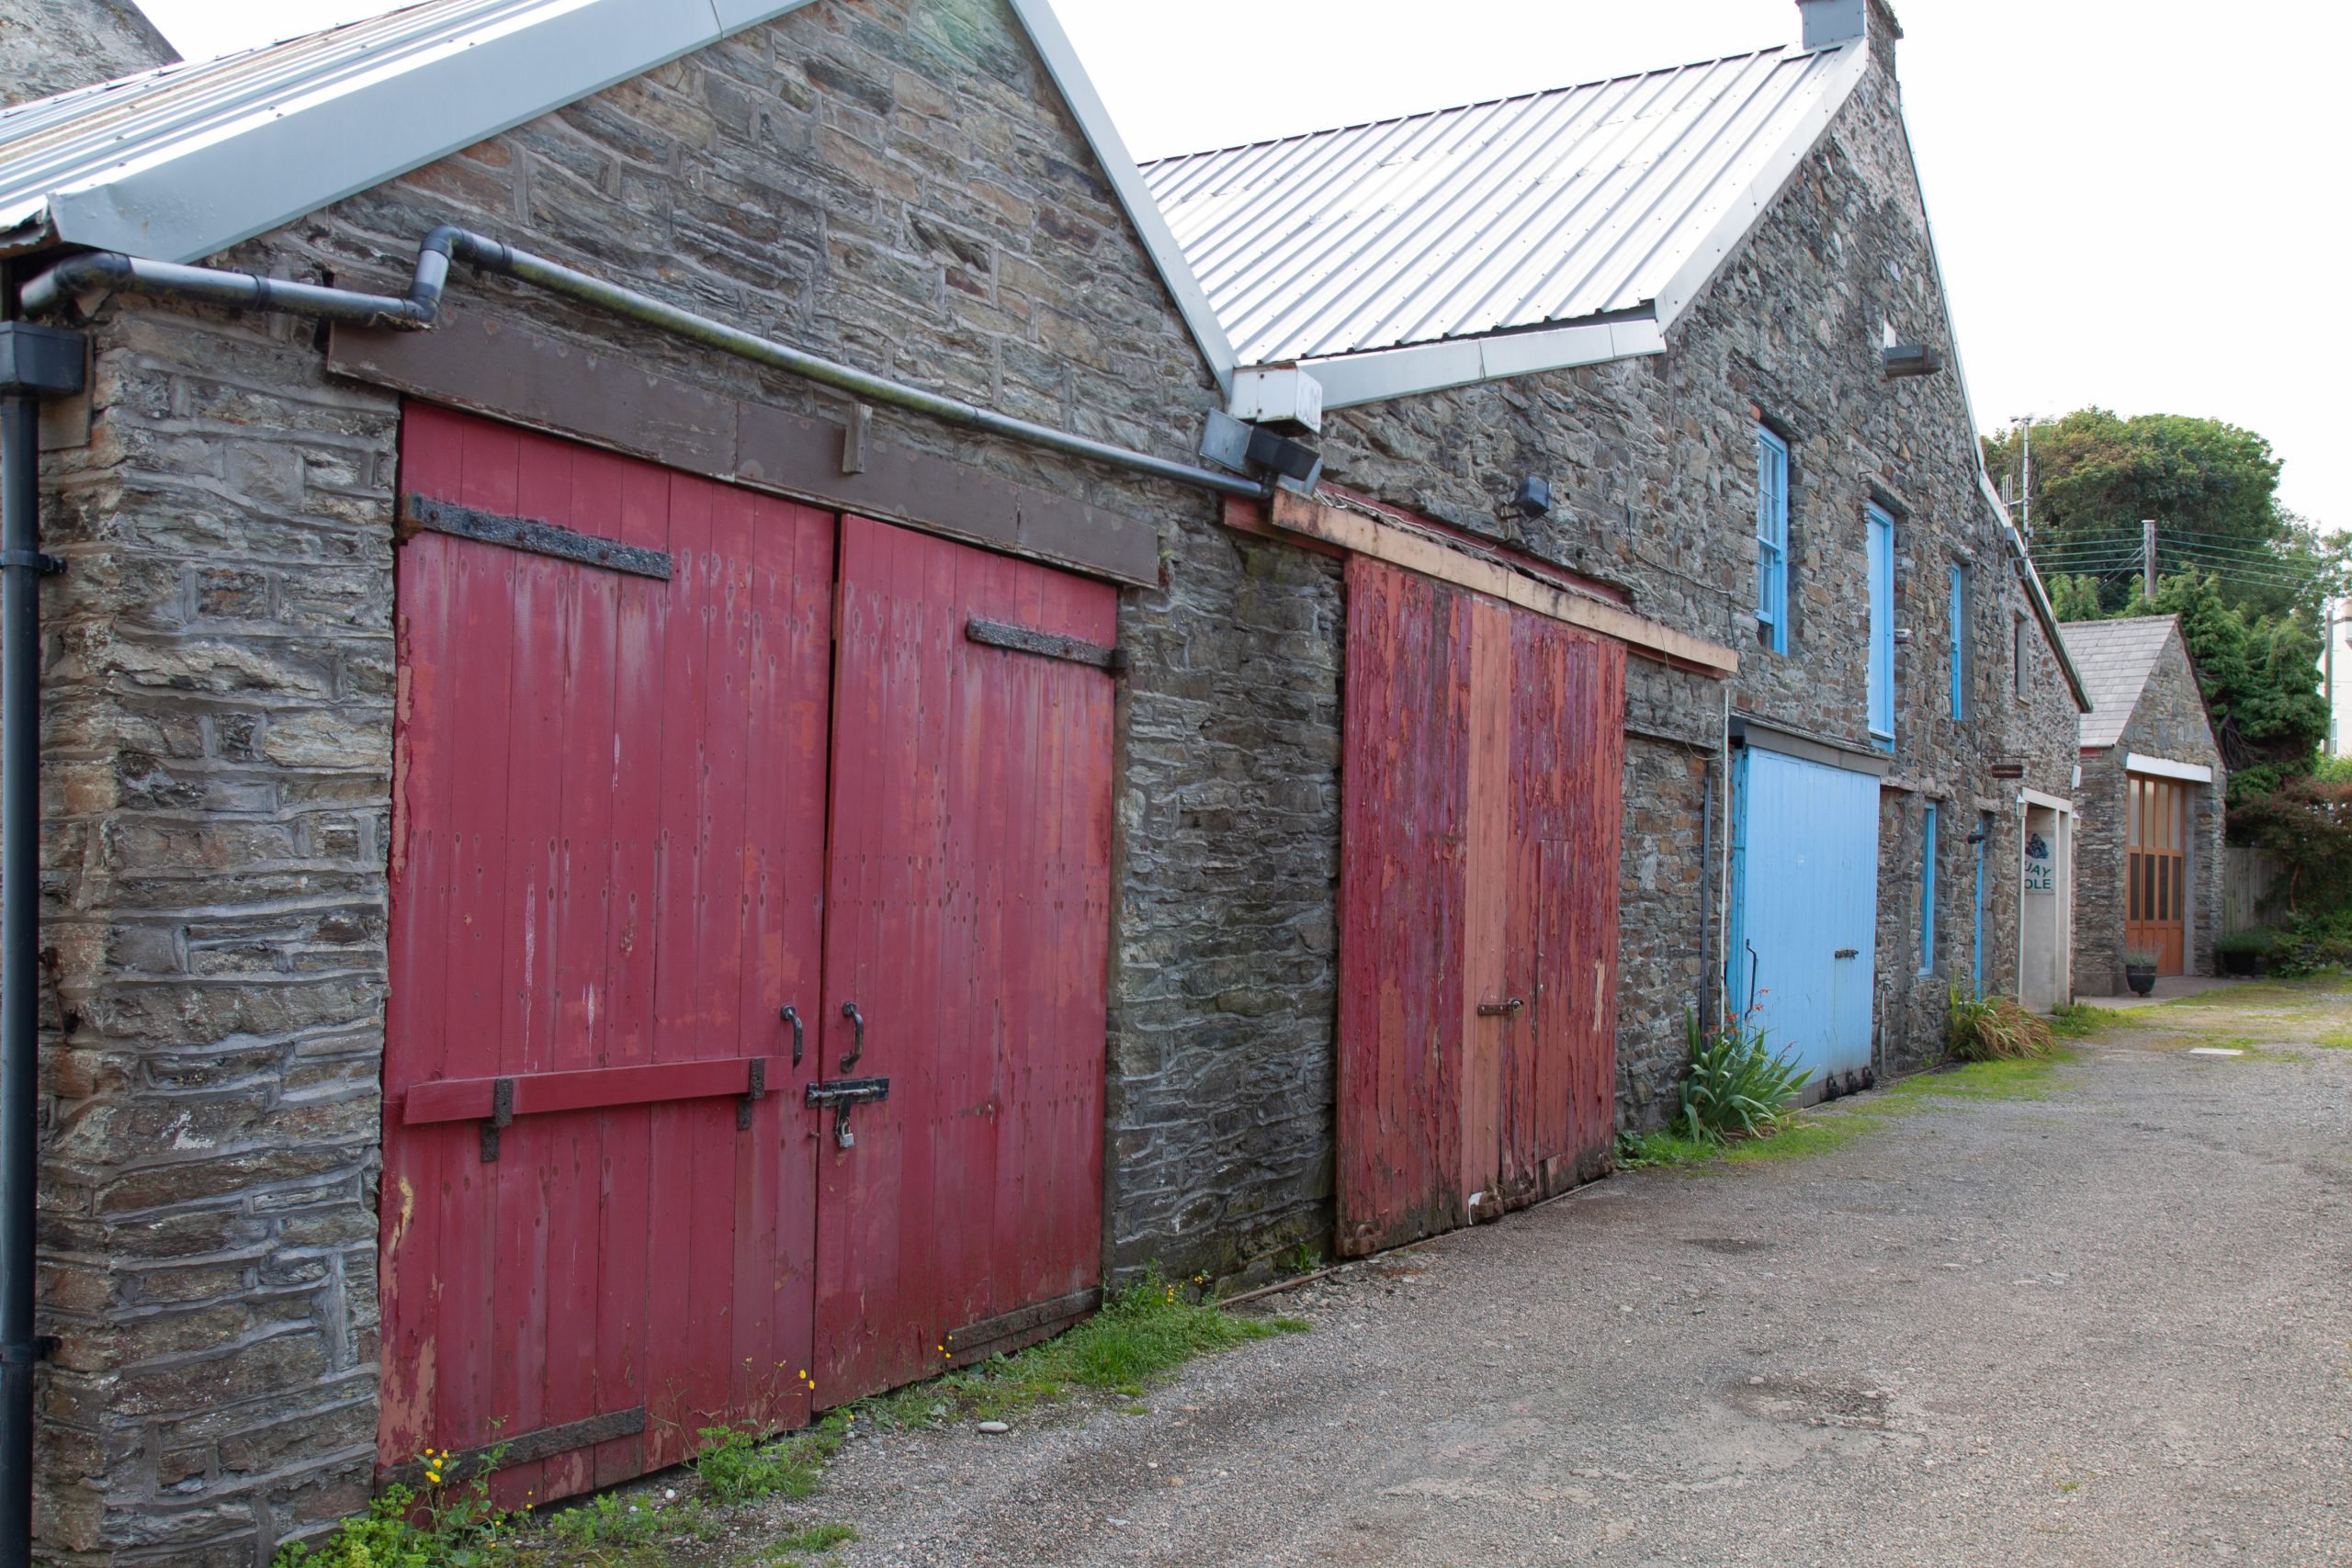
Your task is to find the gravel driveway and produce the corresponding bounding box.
[757,981,2352,1567]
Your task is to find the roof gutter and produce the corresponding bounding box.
[20,230,1270,503]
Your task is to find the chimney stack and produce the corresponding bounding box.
[1796,0,1901,69]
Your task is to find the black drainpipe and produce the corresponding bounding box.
[0,310,83,1568]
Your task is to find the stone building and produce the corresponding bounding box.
[2059,616,2225,994]
[0,0,2087,1561]
[1140,0,2089,1240]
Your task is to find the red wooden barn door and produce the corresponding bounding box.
[813,516,1116,1406]
[1337,558,1624,1258]
[381,407,831,1497]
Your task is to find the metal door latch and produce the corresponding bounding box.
[480,1077,514,1163]
[736,1057,767,1131]
[1834,948,1860,960]
[806,1076,889,1149]
[1476,997,1526,1017]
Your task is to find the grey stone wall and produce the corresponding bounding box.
[1311,51,2085,1114]
[2072,630,2226,996]
[1107,525,1342,1281]
[33,0,1255,1559]
[0,0,177,107]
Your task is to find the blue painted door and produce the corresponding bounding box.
[1728,748,1880,1082]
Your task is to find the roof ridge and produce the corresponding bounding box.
[1139,40,1806,170]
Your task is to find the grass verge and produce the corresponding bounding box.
[865,1268,1307,1429]
[1623,1050,2079,1174]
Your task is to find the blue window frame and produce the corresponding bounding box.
[1921,804,1938,974]
[1947,564,1967,721]
[1867,504,1894,744]
[1756,428,1789,654]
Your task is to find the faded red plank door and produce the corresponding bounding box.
[813,516,1115,1404]
[381,407,831,1498]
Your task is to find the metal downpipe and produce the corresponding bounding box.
[0,392,40,1568]
[22,231,1272,503]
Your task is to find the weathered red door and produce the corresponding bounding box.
[813,516,1116,1405]
[385,412,1117,1495]
[1337,557,1623,1258]
[381,406,833,1495]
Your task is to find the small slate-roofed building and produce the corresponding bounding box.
[2059,615,2225,994]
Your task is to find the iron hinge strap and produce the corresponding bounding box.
[479,1077,514,1164]
[736,1056,767,1131]
[965,616,1125,672]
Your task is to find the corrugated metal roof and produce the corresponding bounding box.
[0,0,1238,388]
[1142,41,1862,370]
[2058,615,2178,749]
[0,0,824,262]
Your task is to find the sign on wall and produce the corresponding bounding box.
[2024,830,2055,894]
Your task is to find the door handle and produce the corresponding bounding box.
[779,1004,803,1066]
[1834,948,1860,960]
[1476,997,1525,1018]
[839,1000,865,1072]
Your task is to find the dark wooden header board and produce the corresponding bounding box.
[331,310,1165,588]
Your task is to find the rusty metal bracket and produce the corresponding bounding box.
[1476,998,1525,1018]
[480,1077,514,1164]
[966,616,1125,673]
[737,1056,767,1131]
[400,493,673,581]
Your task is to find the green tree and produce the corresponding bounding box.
[1984,409,2343,620]
[2116,570,2328,804]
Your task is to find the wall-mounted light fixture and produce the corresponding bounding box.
[1510,476,1552,519]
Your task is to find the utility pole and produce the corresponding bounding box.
[2016,416,2034,539]
[2143,518,2156,603]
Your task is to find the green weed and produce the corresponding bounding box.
[772,1522,856,1554]
[2315,1030,2352,1050]
[1947,987,2058,1061]
[691,1415,846,1506]
[865,1267,1306,1429]
[545,1490,720,1555]
[273,1446,519,1568]
[1673,1008,1808,1143]
[1887,1052,2074,1102]
[1614,1129,1718,1168]
[2049,1003,2122,1039]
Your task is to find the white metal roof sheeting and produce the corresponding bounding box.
[1143,41,1865,372]
[0,0,821,262]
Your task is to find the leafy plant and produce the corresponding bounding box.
[272,1446,515,1568]
[690,1418,841,1506]
[1946,985,2057,1062]
[2123,950,2160,969]
[544,1489,718,1553]
[2214,929,2275,956]
[2267,908,2352,977]
[1672,1008,1808,1145]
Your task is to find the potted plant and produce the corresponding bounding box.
[2214,929,2273,978]
[2122,950,2159,996]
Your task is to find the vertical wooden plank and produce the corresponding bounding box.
[1335,558,1471,1256]
[1456,598,1510,1214]
[815,517,1113,1404]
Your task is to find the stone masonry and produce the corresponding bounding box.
[28,0,1294,1558]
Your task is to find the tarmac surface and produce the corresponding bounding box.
[759,979,2352,1567]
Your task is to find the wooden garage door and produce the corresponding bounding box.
[1335,558,1624,1258]
[382,407,1114,1500]
[2127,773,2188,976]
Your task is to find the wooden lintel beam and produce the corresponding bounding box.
[1259,490,1739,677]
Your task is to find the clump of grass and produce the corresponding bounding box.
[1947,986,2057,1061]
[2049,1003,2120,1039]
[1615,1128,1717,1168]
[691,1415,846,1506]
[546,1489,720,1555]
[772,1521,856,1554]
[1673,1008,1808,1144]
[866,1267,1306,1429]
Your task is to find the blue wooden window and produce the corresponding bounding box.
[1921,804,1938,974]
[1947,565,1966,721]
[1867,505,1894,743]
[1756,428,1789,654]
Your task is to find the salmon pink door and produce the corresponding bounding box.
[382,409,1114,1499]
[1336,557,1623,1258]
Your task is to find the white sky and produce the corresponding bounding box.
[136,0,2352,535]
